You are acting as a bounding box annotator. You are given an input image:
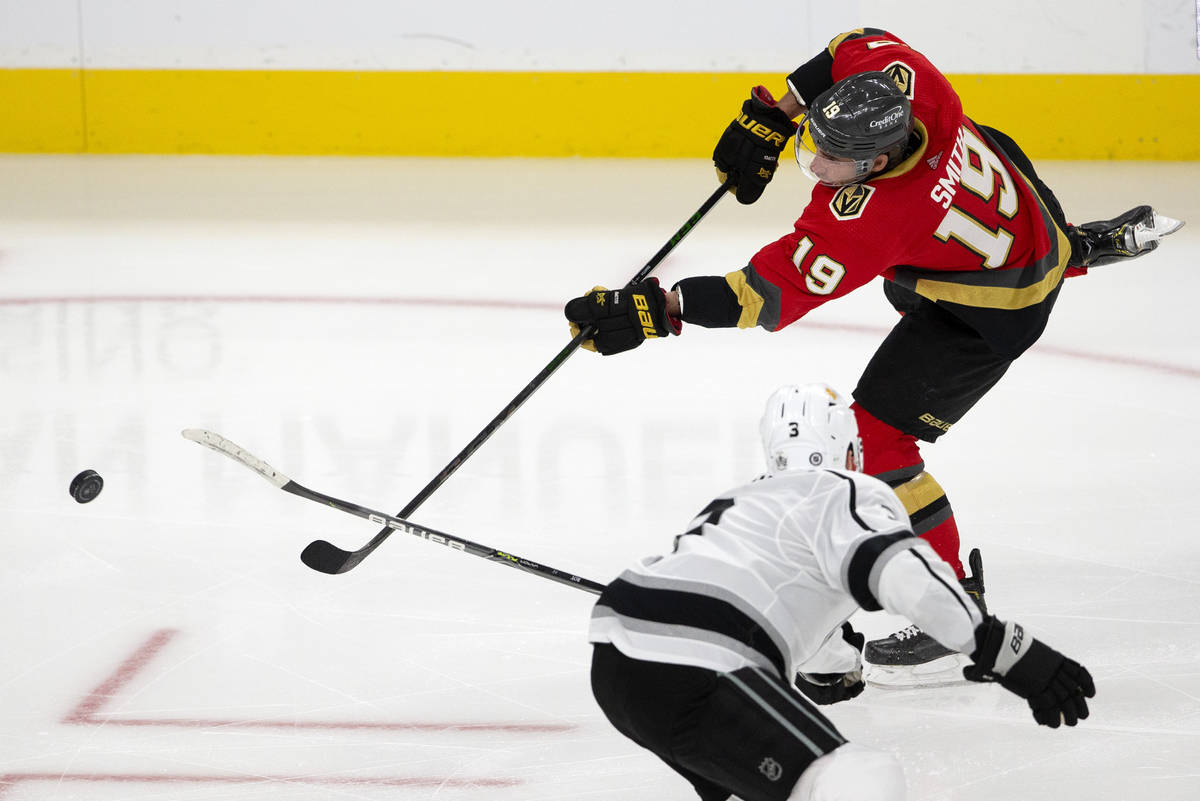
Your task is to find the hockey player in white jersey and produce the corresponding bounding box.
[588,383,1094,801]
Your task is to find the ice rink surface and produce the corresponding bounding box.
[0,154,1197,800]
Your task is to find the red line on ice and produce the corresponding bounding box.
[61,628,178,723]
[4,296,1195,381]
[0,772,520,798]
[63,628,575,733]
[88,716,576,732]
[0,294,560,311]
[2,294,1194,378]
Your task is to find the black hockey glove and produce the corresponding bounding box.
[794,624,865,705]
[795,669,865,705]
[713,86,798,205]
[964,616,1096,728]
[564,278,681,355]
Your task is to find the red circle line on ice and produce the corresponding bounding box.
[2,294,1195,380]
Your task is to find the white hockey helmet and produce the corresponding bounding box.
[759,383,863,472]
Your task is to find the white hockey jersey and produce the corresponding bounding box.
[588,468,984,679]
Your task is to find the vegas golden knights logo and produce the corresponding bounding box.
[884,61,915,99]
[829,183,875,221]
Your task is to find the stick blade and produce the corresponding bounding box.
[181,428,290,488]
[301,530,389,574]
[300,539,359,574]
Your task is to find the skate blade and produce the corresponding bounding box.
[1135,214,1185,248]
[863,653,971,689]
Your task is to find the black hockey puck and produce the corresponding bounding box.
[69,469,104,504]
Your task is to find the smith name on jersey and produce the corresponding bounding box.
[712,30,1074,348]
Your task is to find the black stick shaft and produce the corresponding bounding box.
[182,429,604,595]
[289,481,605,595]
[301,180,731,574]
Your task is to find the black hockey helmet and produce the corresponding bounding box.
[799,71,912,181]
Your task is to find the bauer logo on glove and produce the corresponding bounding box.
[964,616,1096,728]
[736,111,789,147]
[633,293,661,339]
[564,278,681,355]
[713,86,798,205]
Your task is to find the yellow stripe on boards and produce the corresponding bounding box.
[80,70,769,157]
[1,69,1197,159]
[0,69,85,152]
[947,73,1200,160]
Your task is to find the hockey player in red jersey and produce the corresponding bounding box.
[565,28,1183,686]
[589,383,1095,801]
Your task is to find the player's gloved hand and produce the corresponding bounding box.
[794,624,866,705]
[964,616,1096,728]
[795,669,865,705]
[563,278,681,355]
[713,86,798,205]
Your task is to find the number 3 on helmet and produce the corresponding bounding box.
[759,383,863,473]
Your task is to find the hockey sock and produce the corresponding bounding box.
[891,473,963,578]
[852,403,964,578]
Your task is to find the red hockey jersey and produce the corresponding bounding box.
[725,31,1074,345]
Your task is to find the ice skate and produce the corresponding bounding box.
[1072,205,1184,267]
[864,549,986,689]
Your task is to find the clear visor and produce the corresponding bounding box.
[795,114,874,187]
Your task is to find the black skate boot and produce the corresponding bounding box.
[863,549,986,689]
[1071,205,1184,267]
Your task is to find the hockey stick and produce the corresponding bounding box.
[299,179,733,575]
[183,428,605,595]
